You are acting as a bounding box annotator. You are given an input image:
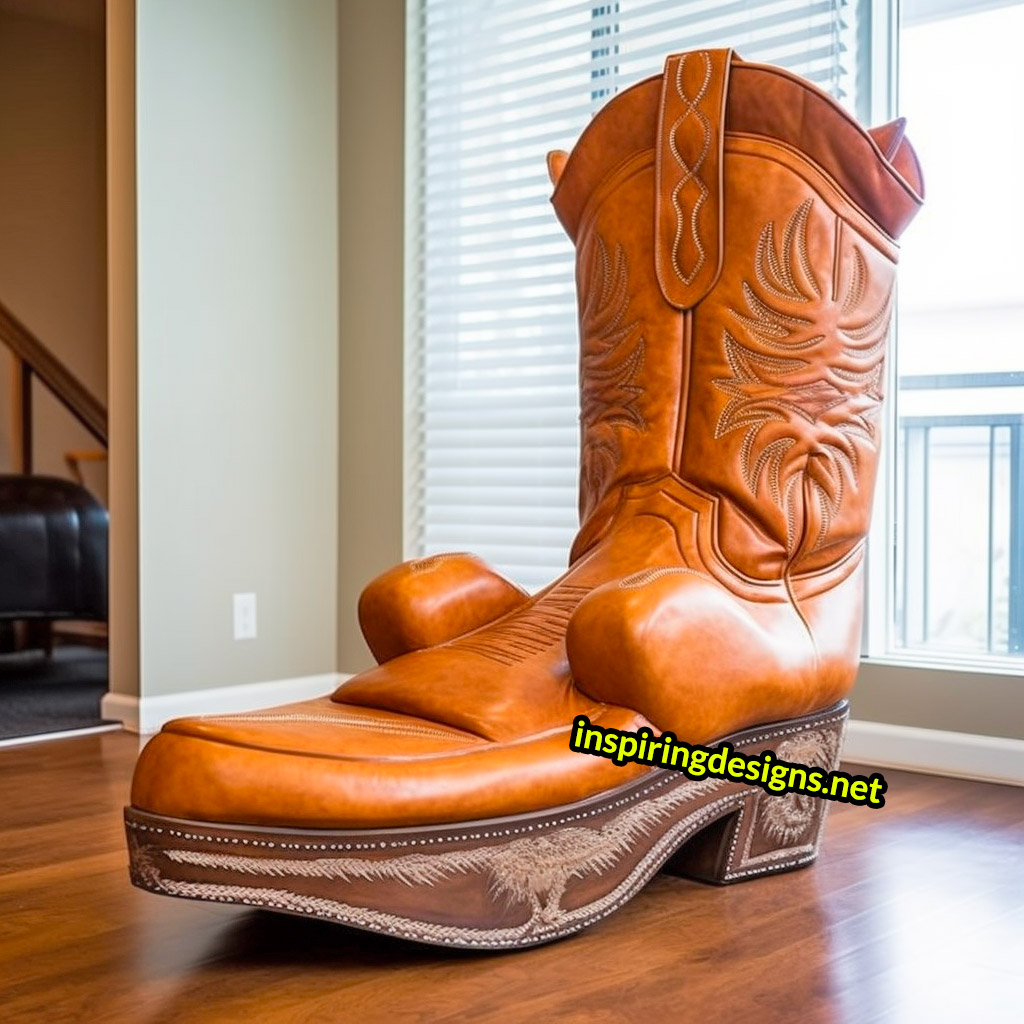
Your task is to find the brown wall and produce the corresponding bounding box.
[336,0,406,672]
[0,1,107,499]
[106,0,137,698]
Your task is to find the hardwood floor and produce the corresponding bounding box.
[1,731,1021,1023]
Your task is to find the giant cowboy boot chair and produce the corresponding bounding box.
[126,49,923,949]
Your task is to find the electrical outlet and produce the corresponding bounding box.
[233,592,257,640]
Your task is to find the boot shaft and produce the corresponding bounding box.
[551,51,924,582]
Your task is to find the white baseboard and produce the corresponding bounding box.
[844,719,1024,787]
[102,673,345,734]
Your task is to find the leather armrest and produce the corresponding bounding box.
[358,553,528,663]
[566,567,824,745]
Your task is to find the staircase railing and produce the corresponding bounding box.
[0,299,107,473]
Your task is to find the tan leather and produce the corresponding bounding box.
[551,59,923,244]
[654,49,732,309]
[357,552,528,663]
[546,149,569,188]
[132,700,649,828]
[130,50,922,828]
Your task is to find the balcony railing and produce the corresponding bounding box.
[895,372,1024,657]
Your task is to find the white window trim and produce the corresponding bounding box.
[857,0,1023,751]
[862,0,1024,675]
[861,0,900,664]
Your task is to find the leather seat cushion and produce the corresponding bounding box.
[131,697,651,828]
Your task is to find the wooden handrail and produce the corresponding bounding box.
[0,301,108,465]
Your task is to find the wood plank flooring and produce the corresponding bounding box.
[1,731,1021,1023]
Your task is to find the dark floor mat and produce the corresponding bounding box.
[0,646,110,740]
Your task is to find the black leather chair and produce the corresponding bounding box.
[0,475,108,644]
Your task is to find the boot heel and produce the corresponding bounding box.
[664,712,845,885]
[664,787,829,884]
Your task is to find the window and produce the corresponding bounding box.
[406,0,859,592]
[877,0,1024,666]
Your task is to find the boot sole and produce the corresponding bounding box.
[125,701,848,949]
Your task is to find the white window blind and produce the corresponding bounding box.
[407,0,860,592]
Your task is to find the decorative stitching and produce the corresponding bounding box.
[578,235,647,517]
[723,719,846,879]
[618,565,714,589]
[712,201,894,554]
[132,793,738,948]
[749,437,795,506]
[754,728,841,845]
[162,777,725,915]
[665,51,713,286]
[451,583,591,665]
[409,552,471,573]
[755,199,819,302]
[841,247,867,314]
[195,713,470,742]
[783,197,822,300]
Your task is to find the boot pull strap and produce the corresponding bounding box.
[655,49,733,309]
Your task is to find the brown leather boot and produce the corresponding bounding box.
[126,49,923,949]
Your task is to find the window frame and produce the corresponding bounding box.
[862,0,1024,673]
[858,0,1024,737]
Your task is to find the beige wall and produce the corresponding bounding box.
[336,0,406,672]
[136,0,339,697]
[852,663,1024,741]
[0,1,107,498]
